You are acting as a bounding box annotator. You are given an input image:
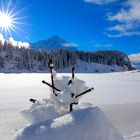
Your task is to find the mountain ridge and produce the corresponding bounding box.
[31,35,77,51]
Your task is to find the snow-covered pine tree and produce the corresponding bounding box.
[0,41,133,72]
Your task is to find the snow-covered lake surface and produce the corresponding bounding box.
[0,71,140,140]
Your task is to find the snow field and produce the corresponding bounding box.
[0,71,140,140]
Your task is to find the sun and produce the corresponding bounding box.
[0,9,20,35]
[0,5,26,37]
[0,12,12,30]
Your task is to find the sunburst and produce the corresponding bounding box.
[0,4,27,38]
[0,11,12,31]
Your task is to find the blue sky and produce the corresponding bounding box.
[0,0,140,54]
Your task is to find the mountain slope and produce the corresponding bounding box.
[31,35,77,51]
[58,59,126,73]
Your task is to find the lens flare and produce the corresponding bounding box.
[0,12,12,30]
[0,3,27,37]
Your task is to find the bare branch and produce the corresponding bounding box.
[75,88,94,98]
[42,80,61,93]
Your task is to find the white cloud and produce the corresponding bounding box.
[9,37,18,47]
[0,33,30,48]
[62,43,79,47]
[17,41,30,48]
[84,0,117,5]
[22,42,30,48]
[0,34,4,40]
[108,0,140,22]
[129,53,140,63]
[95,43,112,48]
[0,34,6,58]
[9,37,30,48]
[107,0,140,37]
[0,33,5,46]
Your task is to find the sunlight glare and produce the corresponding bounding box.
[0,4,26,37]
[0,13,12,29]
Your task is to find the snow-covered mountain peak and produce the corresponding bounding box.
[31,35,77,51]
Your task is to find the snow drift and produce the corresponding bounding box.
[13,106,124,140]
[13,71,124,140]
[19,74,89,124]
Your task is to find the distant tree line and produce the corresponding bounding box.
[0,40,133,72]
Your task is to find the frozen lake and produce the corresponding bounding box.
[0,71,140,140]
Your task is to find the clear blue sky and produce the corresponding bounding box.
[0,0,140,54]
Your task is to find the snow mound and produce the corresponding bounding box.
[20,100,61,124]
[13,106,124,140]
[20,74,89,124]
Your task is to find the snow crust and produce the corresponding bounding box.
[14,106,124,140]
